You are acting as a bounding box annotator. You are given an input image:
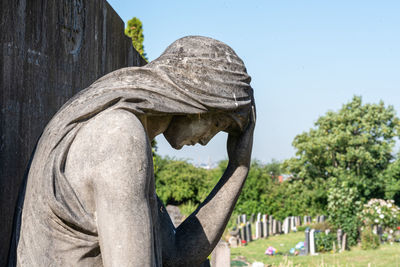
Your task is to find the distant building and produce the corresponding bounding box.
[277,174,293,183]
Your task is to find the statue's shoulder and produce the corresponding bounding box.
[81,109,147,142]
[68,109,149,166]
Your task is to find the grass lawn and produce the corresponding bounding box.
[231,232,400,266]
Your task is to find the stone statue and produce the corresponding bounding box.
[9,36,255,266]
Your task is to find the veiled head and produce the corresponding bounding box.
[149,36,254,147]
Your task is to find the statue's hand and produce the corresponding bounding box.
[227,106,256,167]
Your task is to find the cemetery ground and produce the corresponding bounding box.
[230,231,400,266]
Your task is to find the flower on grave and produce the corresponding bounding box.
[379,214,384,219]
[374,219,379,223]
[241,240,246,244]
[397,226,400,230]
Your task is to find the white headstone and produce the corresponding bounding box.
[283,217,290,234]
[228,236,238,248]
[262,215,268,238]
[211,240,230,267]
[255,221,261,239]
[309,229,317,255]
[241,214,247,224]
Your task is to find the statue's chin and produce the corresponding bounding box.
[171,144,183,150]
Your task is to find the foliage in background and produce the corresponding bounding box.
[310,221,335,232]
[381,158,400,204]
[152,96,400,248]
[359,198,400,243]
[285,96,400,206]
[154,157,324,221]
[360,198,400,229]
[125,17,148,61]
[154,155,220,205]
[327,183,362,246]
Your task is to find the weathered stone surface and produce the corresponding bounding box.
[9,35,255,266]
[0,0,145,264]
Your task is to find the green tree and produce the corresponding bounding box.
[381,157,400,204]
[154,156,219,205]
[125,17,148,61]
[285,96,400,202]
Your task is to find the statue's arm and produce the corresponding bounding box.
[69,110,154,267]
[160,110,255,267]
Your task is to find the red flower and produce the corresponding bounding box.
[397,226,400,230]
[241,240,247,244]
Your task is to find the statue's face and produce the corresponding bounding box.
[163,113,234,150]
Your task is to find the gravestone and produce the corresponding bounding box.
[255,221,262,239]
[296,216,301,226]
[0,0,146,263]
[250,214,255,224]
[277,220,282,234]
[239,225,245,241]
[290,216,296,231]
[245,222,252,242]
[269,216,273,235]
[283,217,290,234]
[262,215,268,238]
[211,240,230,267]
[341,233,347,252]
[272,219,277,235]
[241,214,247,224]
[255,213,262,239]
[309,229,316,255]
[229,236,239,248]
[337,229,343,250]
[304,228,310,255]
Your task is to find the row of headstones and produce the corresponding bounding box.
[231,214,327,247]
[282,215,327,234]
[237,213,326,224]
[303,228,347,255]
[235,214,282,244]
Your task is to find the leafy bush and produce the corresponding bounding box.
[360,199,400,229]
[327,183,362,246]
[179,200,198,217]
[310,221,335,232]
[359,198,400,243]
[154,155,220,205]
[297,225,308,232]
[361,226,380,250]
[315,232,337,252]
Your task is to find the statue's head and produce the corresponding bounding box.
[59,36,254,150]
[147,36,254,148]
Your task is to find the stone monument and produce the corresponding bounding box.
[8,35,255,266]
[0,1,146,265]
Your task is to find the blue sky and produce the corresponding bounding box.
[108,0,400,164]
